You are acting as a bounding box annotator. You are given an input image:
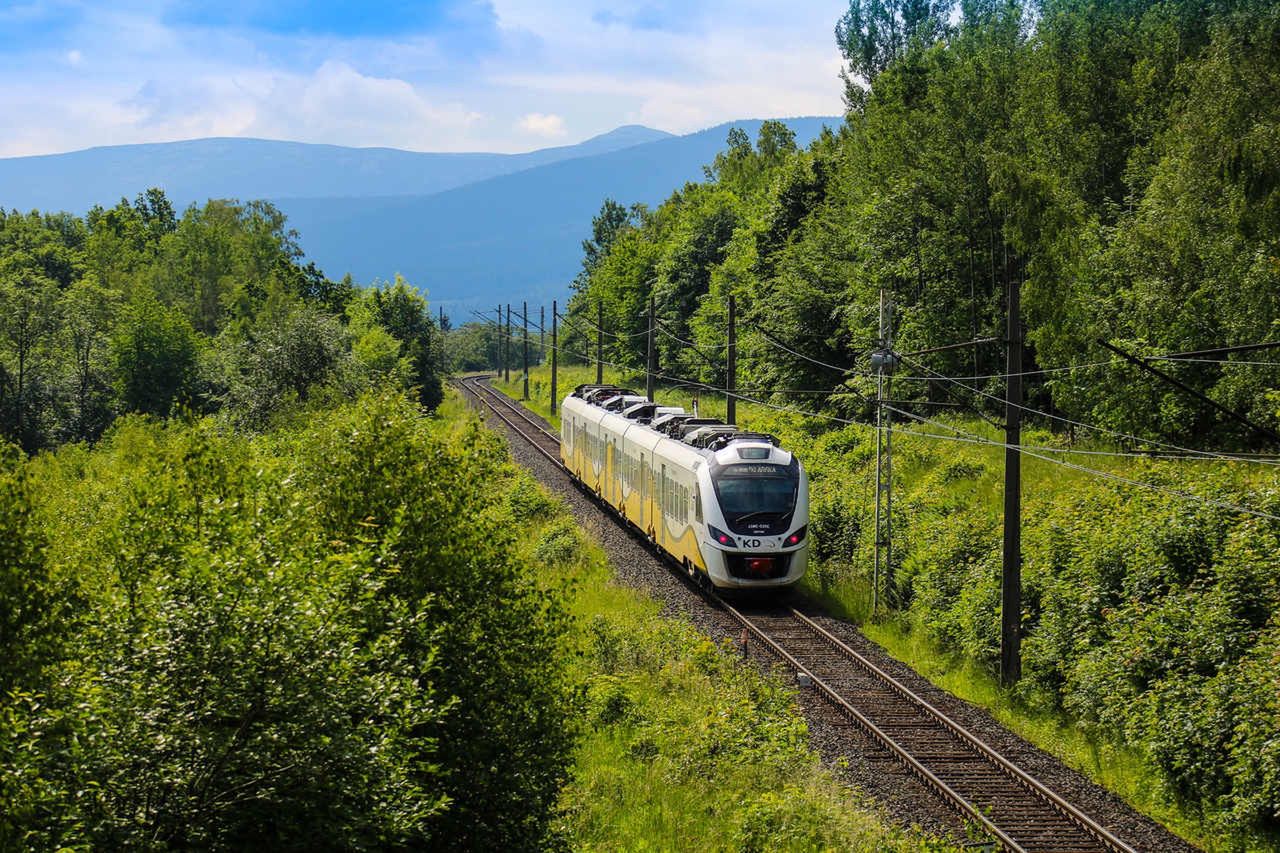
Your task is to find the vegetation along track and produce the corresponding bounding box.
[456,374,1138,853]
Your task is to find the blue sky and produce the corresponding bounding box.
[0,0,847,157]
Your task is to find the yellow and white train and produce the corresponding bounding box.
[560,384,808,590]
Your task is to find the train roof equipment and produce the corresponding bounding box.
[674,418,726,440]
[684,425,741,448]
[623,403,686,423]
[603,394,648,412]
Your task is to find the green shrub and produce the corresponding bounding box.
[2,392,575,851]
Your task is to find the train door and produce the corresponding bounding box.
[640,453,647,532]
[660,463,667,547]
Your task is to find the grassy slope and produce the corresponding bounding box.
[451,392,951,851]
[493,364,1280,852]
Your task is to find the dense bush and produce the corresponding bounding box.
[0,393,574,850]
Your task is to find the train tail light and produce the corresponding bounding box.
[785,526,808,546]
[708,525,736,547]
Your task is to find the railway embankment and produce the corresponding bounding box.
[490,364,1272,851]
[452,379,954,849]
[467,374,1200,851]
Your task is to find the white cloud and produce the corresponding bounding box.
[0,0,849,157]
[244,61,484,148]
[485,0,846,135]
[517,111,566,138]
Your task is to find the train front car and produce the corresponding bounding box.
[696,438,808,589]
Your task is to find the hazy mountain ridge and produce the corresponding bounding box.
[0,124,675,213]
[276,117,841,309]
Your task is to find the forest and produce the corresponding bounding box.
[0,191,444,452]
[562,0,1280,453]
[0,190,934,848]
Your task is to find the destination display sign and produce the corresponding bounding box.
[719,464,789,478]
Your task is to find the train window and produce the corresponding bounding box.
[694,482,703,523]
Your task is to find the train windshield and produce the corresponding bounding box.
[711,463,798,529]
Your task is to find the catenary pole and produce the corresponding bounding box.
[596,301,604,384]
[884,295,894,605]
[875,292,885,612]
[726,294,737,424]
[504,304,511,383]
[551,300,558,416]
[1001,267,1023,685]
[522,301,529,400]
[646,295,656,401]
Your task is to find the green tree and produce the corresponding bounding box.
[0,274,60,450]
[357,277,444,410]
[111,297,200,416]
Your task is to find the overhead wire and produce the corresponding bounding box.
[558,309,650,340]
[477,307,1280,465]
[893,352,1280,464]
[880,404,1280,522]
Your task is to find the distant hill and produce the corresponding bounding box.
[0,125,674,213]
[277,117,841,311]
[0,117,841,309]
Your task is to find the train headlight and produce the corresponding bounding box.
[708,525,737,548]
[785,526,808,547]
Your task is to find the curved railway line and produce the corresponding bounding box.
[455,374,1140,853]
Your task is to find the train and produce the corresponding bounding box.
[560,384,809,590]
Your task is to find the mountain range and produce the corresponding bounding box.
[0,117,841,310]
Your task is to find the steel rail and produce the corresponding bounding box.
[786,608,1136,853]
[717,599,1027,851]
[471,379,562,447]
[453,376,563,467]
[457,373,1138,853]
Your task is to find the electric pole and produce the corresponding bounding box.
[522,301,529,401]
[726,294,737,424]
[1002,268,1023,685]
[596,301,604,384]
[646,295,656,401]
[551,300,558,415]
[539,305,545,358]
[504,304,511,384]
[439,306,447,372]
[495,305,501,376]
[872,289,896,612]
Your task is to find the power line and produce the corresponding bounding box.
[894,352,1277,464]
[881,404,1280,523]
[1154,358,1280,367]
[560,308,649,340]
[755,327,874,377]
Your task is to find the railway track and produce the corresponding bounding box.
[455,375,564,464]
[457,373,1138,853]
